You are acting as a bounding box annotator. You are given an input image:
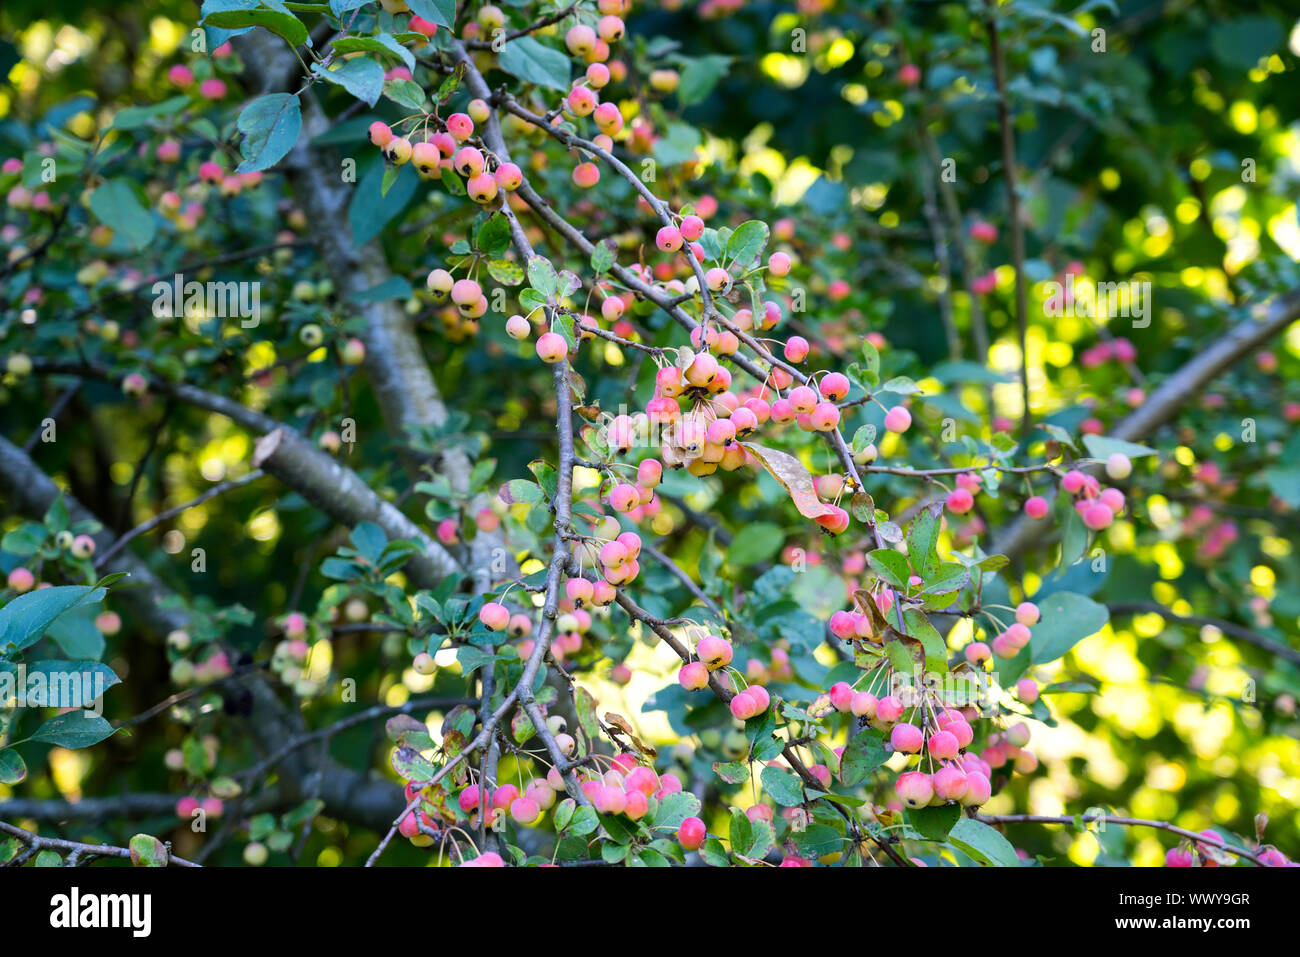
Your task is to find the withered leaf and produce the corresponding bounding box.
[603,712,658,758]
[740,442,837,520]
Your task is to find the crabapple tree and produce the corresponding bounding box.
[1,0,1298,869]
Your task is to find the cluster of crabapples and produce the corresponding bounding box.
[1164,836,1294,868]
[1018,454,1134,532]
[828,680,1032,812]
[366,6,632,196]
[474,534,644,669]
[369,105,523,206]
[957,599,1049,673]
[163,628,233,688]
[268,612,322,697]
[451,752,686,837]
[576,341,868,532]
[2,48,240,236]
[820,598,1046,805]
[675,634,772,720]
[397,751,689,851]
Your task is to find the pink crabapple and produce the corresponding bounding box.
[677,817,706,850]
[883,406,912,433]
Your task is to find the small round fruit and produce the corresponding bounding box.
[479,602,510,631]
[883,406,912,433]
[677,816,706,850]
[536,332,568,363]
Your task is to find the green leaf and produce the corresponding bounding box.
[727,806,773,861]
[0,749,27,785]
[30,711,116,750]
[475,214,512,256]
[1058,503,1088,570]
[88,180,155,251]
[930,360,1014,385]
[440,167,466,196]
[861,339,881,378]
[108,95,190,132]
[948,818,1020,866]
[575,687,600,745]
[1209,15,1284,70]
[903,608,948,673]
[725,220,769,268]
[652,791,701,830]
[12,660,119,706]
[568,805,599,836]
[602,841,631,863]
[553,798,575,831]
[44,497,69,533]
[1263,468,1300,508]
[851,424,877,454]
[235,93,302,173]
[36,610,102,661]
[498,37,571,91]
[700,837,730,866]
[332,34,415,71]
[527,256,560,297]
[792,823,844,859]
[879,376,922,396]
[129,834,168,867]
[383,78,426,111]
[552,311,578,351]
[203,6,308,48]
[1030,591,1108,664]
[528,459,558,500]
[867,548,911,589]
[677,54,732,106]
[652,122,701,167]
[350,522,387,562]
[839,729,887,787]
[390,745,436,782]
[318,57,384,107]
[0,585,104,653]
[922,562,969,595]
[907,505,942,578]
[884,638,914,674]
[2,523,46,556]
[500,480,543,504]
[406,0,455,28]
[712,760,750,784]
[590,241,615,274]
[759,766,804,807]
[351,161,418,245]
[1082,434,1158,461]
[350,276,412,302]
[456,645,497,675]
[908,803,961,840]
[726,523,783,567]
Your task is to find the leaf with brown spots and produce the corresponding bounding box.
[740,442,837,520]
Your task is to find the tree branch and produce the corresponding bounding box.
[0,820,201,867]
[991,289,1300,561]
[1106,601,1300,667]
